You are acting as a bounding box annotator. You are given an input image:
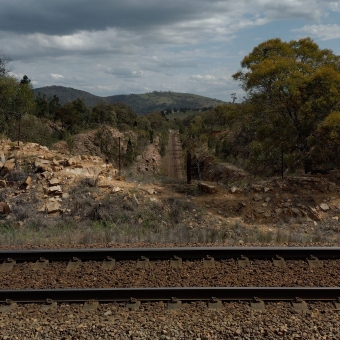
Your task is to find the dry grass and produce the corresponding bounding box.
[0,217,339,246]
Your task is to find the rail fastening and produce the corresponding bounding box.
[1,247,340,262]
[0,287,339,303]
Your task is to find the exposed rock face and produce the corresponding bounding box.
[193,156,247,183]
[133,137,161,174]
[0,139,121,219]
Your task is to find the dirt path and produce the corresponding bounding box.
[166,130,184,179]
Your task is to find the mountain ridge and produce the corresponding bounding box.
[33,85,226,114]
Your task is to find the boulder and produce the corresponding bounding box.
[34,159,50,167]
[308,207,321,221]
[47,185,63,194]
[52,165,64,172]
[146,188,156,195]
[3,160,15,173]
[23,176,32,186]
[253,193,262,201]
[116,174,126,181]
[21,176,32,189]
[67,156,81,166]
[198,182,217,194]
[44,201,62,214]
[0,202,10,214]
[274,208,282,215]
[230,186,240,193]
[264,211,271,217]
[320,203,330,211]
[40,171,53,179]
[49,178,61,186]
[112,186,122,193]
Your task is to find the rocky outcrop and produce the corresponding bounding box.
[133,137,161,174]
[194,156,247,183]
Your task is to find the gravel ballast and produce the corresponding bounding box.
[0,259,339,289]
[0,302,338,339]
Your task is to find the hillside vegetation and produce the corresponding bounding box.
[1,37,340,179]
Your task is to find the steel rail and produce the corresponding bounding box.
[0,287,339,303]
[0,247,340,262]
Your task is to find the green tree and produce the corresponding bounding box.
[310,111,340,167]
[112,103,137,130]
[35,93,61,119]
[20,75,31,85]
[233,37,340,173]
[124,138,136,165]
[0,75,36,141]
[54,98,90,133]
[91,103,117,126]
[145,111,165,131]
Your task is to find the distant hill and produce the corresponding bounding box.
[33,86,106,107]
[33,86,226,114]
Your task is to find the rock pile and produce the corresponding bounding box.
[0,140,120,217]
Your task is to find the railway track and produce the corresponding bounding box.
[1,246,340,262]
[0,287,340,303]
[0,247,339,309]
[168,131,183,179]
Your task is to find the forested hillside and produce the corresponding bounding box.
[33,86,225,114]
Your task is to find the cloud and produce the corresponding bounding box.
[329,2,340,12]
[293,24,340,40]
[1,0,339,102]
[50,74,64,80]
[0,0,332,61]
[259,0,324,21]
[109,68,144,78]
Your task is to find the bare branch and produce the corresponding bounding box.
[0,53,12,76]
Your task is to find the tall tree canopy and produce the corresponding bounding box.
[0,75,36,134]
[233,37,340,172]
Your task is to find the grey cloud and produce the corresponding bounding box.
[108,68,144,78]
[0,0,328,37]
[293,24,340,40]
[1,0,338,103]
[157,59,197,68]
[0,0,332,62]
[0,0,217,35]
[257,0,324,21]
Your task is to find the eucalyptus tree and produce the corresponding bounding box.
[233,37,340,172]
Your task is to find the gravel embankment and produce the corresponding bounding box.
[0,259,339,289]
[0,302,338,339]
[0,242,339,250]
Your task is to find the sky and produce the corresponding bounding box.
[1,0,340,102]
